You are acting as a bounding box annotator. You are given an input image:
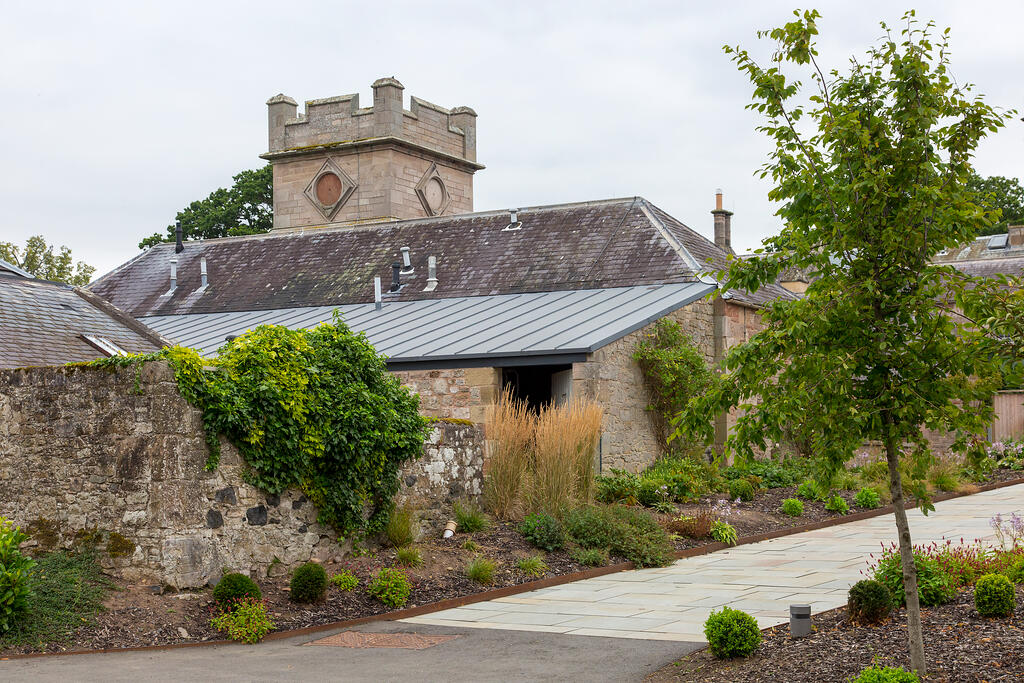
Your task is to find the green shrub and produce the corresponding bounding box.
[516,555,547,578]
[975,573,1016,617]
[711,520,738,546]
[385,506,416,548]
[703,606,762,659]
[289,562,328,603]
[847,579,892,624]
[781,498,804,517]
[0,519,35,633]
[209,597,274,643]
[724,458,809,489]
[644,456,720,499]
[213,572,262,611]
[329,569,359,591]
[519,512,566,551]
[367,567,412,608]
[872,550,955,607]
[824,495,849,514]
[461,539,479,552]
[453,500,490,533]
[465,557,497,584]
[571,548,609,567]
[396,546,423,568]
[606,506,673,568]
[595,470,641,504]
[728,479,755,502]
[564,506,618,549]
[1006,556,1024,584]
[796,480,826,501]
[852,664,920,683]
[637,479,670,507]
[855,487,881,509]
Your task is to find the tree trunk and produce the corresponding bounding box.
[884,433,926,674]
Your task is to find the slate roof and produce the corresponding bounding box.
[0,273,167,369]
[932,232,1024,279]
[90,197,796,318]
[140,282,716,362]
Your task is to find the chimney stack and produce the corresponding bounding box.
[712,189,734,255]
[1009,224,1024,248]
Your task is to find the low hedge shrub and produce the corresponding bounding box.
[290,562,328,603]
[367,567,412,608]
[975,573,1016,617]
[519,512,566,551]
[781,498,804,517]
[209,597,274,643]
[855,487,881,509]
[703,606,761,659]
[852,665,920,683]
[728,479,755,502]
[847,579,892,624]
[824,495,849,514]
[213,572,262,611]
[872,549,955,607]
[0,518,35,633]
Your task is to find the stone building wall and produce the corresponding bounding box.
[0,362,482,589]
[395,367,502,424]
[571,299,718,472]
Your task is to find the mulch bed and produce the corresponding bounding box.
[649,585,1024,682]
[4,470,1021,657]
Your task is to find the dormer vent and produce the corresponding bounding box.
[504,208,522,231]
[162,258,178,297]
[400,246,414,274]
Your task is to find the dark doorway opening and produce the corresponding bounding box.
[501,364,572,413]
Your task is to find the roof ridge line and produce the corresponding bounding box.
[638,200,717,287]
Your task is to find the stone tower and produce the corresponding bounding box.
[261,78,482,231]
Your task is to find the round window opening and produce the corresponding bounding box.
[425,177,445,212]
[315,172,343,206]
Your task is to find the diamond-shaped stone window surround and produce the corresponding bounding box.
[304,159,357,221]
[415,163,452,217]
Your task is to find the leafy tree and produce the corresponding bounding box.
[139,165,272,249]
[968,174,1024,236]
[0,235,95,285]
[678,11,1017,674]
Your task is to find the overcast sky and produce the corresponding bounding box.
[1,0,1021,279]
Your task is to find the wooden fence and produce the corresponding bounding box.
[992,391,1024,442]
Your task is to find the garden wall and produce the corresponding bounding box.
[0,362,483,589]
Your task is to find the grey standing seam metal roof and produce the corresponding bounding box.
[140,282,717,362]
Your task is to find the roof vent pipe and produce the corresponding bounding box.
[374,276,382,310]
[424,255,438,292]
[504,208,522,232]
[390,262,401,292]
[175,221,184,253]
[400,246,414,274]
[200,257,208,288]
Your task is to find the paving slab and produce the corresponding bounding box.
[403,483,1024,642]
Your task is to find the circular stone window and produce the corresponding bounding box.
[315,172,343,206]
[424,177,446,212]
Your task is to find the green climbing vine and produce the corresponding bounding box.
[75,315,428,539]
[633,319,717,457]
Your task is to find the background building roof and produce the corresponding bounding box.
[90,197,795,318]
[140,282,716,366]
[0,274,166,369]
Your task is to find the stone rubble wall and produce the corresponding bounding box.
[394,367,502,424]
[0,362,482,589]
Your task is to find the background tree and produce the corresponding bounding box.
[968,174,1024,236]
[0,235,95,285]
[139,165,272,249]
[677,11,1017,674]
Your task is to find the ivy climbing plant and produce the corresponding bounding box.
[79,315,427,539]
[633,319,716,457]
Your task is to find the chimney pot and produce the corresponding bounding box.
[400,246,413,273]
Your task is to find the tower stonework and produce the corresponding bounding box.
[261,78,482,231]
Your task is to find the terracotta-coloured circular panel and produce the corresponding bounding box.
[315,172,343,206]
[425,177,445,211]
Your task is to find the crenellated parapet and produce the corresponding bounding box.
[262,78,482,230]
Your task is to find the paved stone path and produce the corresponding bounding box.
[403,484,1024,642]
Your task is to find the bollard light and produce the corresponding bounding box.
[790,604,812,638]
